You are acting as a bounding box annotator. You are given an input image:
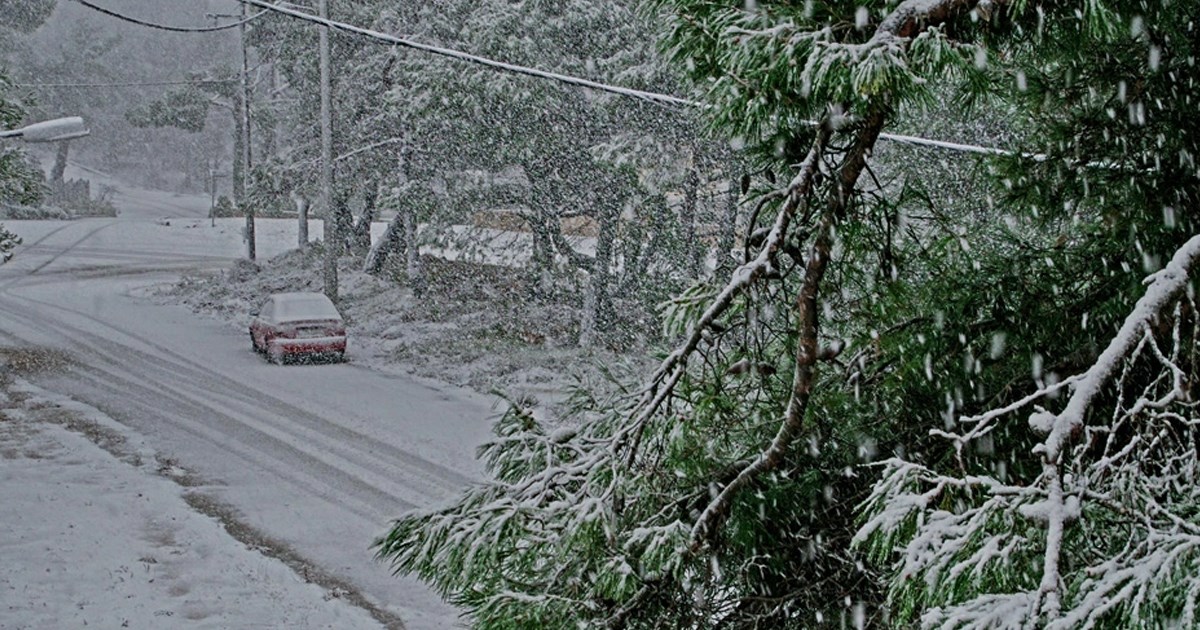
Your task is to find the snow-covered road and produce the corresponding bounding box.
[0,187,496,629]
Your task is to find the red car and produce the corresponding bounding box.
[249,292,347,364]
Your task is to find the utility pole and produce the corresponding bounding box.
[319,0,337,301]
[239,1,256,260]
[208,161,229,227]
[210,162,217,227]
[211,8,257,258]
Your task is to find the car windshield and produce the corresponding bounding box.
[273,294,341,322]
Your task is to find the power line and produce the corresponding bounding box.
[71,0,266,33]
[237,1,1024,158]
[238,0,696,109]
[875,131,1030,159]
[14,79,238,88]
[66,0,1026,159]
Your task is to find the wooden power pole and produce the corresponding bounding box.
[319,0,337,301]
[238,2,256,260]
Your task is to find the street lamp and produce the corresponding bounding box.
[0,117,90,143]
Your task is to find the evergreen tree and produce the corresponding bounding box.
[856,0,1200,625]
[374,0,1014,625]
[373,0,1199,626]
[0,72,45,209]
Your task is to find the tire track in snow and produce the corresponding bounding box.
[8,220,77,254]
[0,326,411,630]
[9,264,227,288]
[16,289,477,488]
[19,243,232,265]
[24,221,119,276]
[49,359,405,522]
[0,220,120,289]
[0,295,469,509]
[0,219,477,505]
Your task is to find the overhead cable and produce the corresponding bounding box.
[237,0,1026,158]
[237,0,697,108]
[14,79,238,88]
[72,0,266,32]
[68,0,1027,159]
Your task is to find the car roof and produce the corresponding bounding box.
[268,292,341,321]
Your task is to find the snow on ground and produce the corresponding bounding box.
[0,357,382,629]
[146,218,644,401]
[0,173,649,628]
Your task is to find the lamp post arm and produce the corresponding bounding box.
[0,117,90,143]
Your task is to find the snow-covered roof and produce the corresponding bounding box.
[271,292,342,322]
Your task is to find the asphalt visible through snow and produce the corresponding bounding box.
[0,188,495,629]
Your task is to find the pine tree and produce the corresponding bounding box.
[374,0,1022,626]
[0,73,46,208]
[856,0,1200,625]
[374,0,1200,625]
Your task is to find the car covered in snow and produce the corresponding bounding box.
[249,292,346,363]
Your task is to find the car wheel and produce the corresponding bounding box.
[267,343,284,365]
[250,331,261,353]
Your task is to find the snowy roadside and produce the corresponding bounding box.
[0,351,388,629]
[147,230,648,405]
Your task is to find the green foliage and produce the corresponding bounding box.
[243,164,291,218]
[377,235,891,625]
[852,1,1200,625]
[0,71,46,207]
[374,0,1200,627]
[0,71,30,261]
[854,461,1045,624]
[0,225,20,262]
[0,78,22,130]
[125,87,211,133]
[375,389,636,628]
[0,147,46,206]
[644,0,991,158]
[857,289,1200,626]
[0,0,55,34]
[211,195,236,218]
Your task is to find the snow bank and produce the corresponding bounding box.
[0,376,383,628]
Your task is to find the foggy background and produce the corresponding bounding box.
[5,0,242,194]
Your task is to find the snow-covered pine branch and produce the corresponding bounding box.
[366,0,1181,625]
[857,233,1200,627]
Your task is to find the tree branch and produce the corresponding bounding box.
[617,125,831,464]
[690,108,887,550]
[1033,232,1200,620]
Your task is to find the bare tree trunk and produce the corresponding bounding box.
[403,205,423,295]
[263,63,278,159]
[365,150,421,291]
[332,182,355,254]
[580,202,616,348]
[294,192,309,249]
[579,275,597,348]
[364,212,402,274]
[232,103,245,210]
[527,209,556,300]
[681,149,701,277]
[351,178,377,257]
[521,164,559,300]
[364,206,423,291]
[49,140,69,187]
[715,174,740,276]
[239,0,255,261]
